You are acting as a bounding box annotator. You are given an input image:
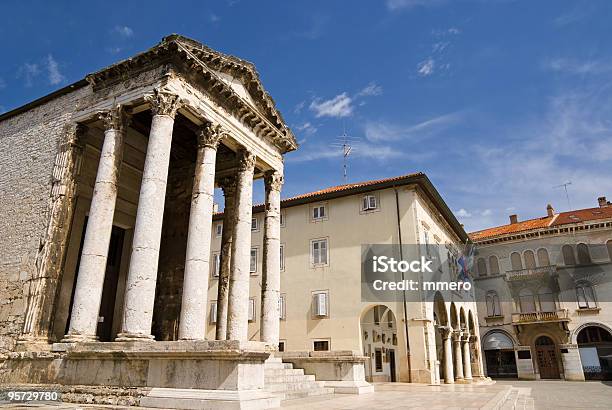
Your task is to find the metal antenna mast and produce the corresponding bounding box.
[553,181,572,210]
[330,127,360,183]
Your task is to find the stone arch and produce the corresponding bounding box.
[459,306,467,331]
[450,302,459,330]
[433,291,448,326]
[571,322,612,344]
[468,310,476,334]
[360,304,399,382]
[482,328,518,348]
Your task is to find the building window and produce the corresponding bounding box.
[280,245,285,271]
[577,243,591,265]
[280,211,285,227]
[278,341,285,352]
[489,255,500,275]
[312,204,326,220]
[250,248,257,273]
[562,245,576,266]
[524,250,536,270]
[477,258,488,276]
[519,288,536,313]
[210,302,217,324]
[576,283,597,309]
[215,223,223,237]
[486,291,501,316]
[313,291,329,317]
[311,238,328,266]
[373,305,381,325]
[510,252,522,270]
[212,253,221,277]
[537,248,550,267]
[279,294,286,320]
[313,340,330,351]
[251,217,258,231]
[362,194,377,211]
[248,298,256,322]
[374,348,383,372]
[538,287,556,312]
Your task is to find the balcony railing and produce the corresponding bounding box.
[511,309,570,324]
[505,265,556,281]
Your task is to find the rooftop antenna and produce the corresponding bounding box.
[553,181,572,210]
[330,125,360,183]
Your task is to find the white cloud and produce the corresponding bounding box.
[46,55,64,85]
[364,112,462,142]
[209,13,220,23]
[295,122,317,136]
[294,100,305,114]
[456,208,472,218]
[17,63,40,87]
[309,93,353,118]
[113,25,134,38]
[481,209,493,217]
[287,141,403,163]
[544,58,612,75]
[356,82,383,97]
[417,58,435,76]
[387,0,446,11]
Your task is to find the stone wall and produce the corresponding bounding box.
[0,87,89,354]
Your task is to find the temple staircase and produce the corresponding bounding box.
[264,357,334,400]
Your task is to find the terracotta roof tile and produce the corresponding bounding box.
[552,206,612,226]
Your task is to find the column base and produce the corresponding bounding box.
[115,332,155,342]
[61,333,98,343]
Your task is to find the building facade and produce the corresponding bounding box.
[205,174,486,384]
[472,199,612,381]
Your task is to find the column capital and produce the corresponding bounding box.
[453,330,464,342]
[461,332,471,342]
[264,170,284,192]
[237,149,256,172]
[145,89,183,118]
[198,122,226,149]
[98,104,130,132]
[219,175,237,196]
[439,325,453,339]
[469,335,478,343]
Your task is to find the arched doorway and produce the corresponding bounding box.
[361,305,398,382]
[535,336,560,379]
[482,331,517,378]
[577,325,612,380]
[433,292,448,383]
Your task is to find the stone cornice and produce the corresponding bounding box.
[84,34,297,154]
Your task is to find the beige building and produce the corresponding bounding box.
[471,199,612,381]
[206,173,487,385]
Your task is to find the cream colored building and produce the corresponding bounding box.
[471,199,612,381]
[206,173,486,384]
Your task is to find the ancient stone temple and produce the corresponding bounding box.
[0,34,299,408]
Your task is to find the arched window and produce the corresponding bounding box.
[489,255,500,275]
[486,291,501,316]
[511,252,522,270]
[524,250,536,270]
[538,286,556,312]
[576,282,597,309]
[519,288,536,313]
[577,326,612,344]
[562,245,576,266]
[477,258,488,276]
[607,240,612,261]
[577,243,591,265]
[537,248,550,267]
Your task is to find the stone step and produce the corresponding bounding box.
[265,374,316,383]
[265,380,326,393]
[280,387,335,401]
[264,362,294,370]
[264,368,305,377]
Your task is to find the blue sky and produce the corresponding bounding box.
[1,0,611,232]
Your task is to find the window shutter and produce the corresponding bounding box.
[312,241,319,264]
[248,299,255,321]
[313,207,319,219]
[279,295,285,320]
[250,249,256,272]
[280,245,284,270]
[369,195,377,209]
[577,287,588,308]
[210,303,217,324]
[319,206,325,218]
[315,293,327,316]
[363,196,369,210]
[213,254,220,277]
[321,240,327,264]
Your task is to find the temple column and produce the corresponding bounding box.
[215,176,237,340]
[471,335,485,379]
[117,89,182,341]
[441,326,454,384]
[226,149,256,341]
[63,106,127,342]
[178,123,224,340]
[462,332,473,381]
[260,170,283,345]
[454,330,464,380]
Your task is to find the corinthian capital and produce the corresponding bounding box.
[264,170,284,192]
[198,122,226,149]
[98,104,130,132]
[237,149,256,172]
[145,89,183,118]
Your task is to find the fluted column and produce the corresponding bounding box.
[462,333,473,381]
[178,123,224,340]
[215,176,237,340]
[260,171,283,345]
[117,89,182,341]
[63,106,127,342]
[441,326,454,384]
[454,330,464,380]
[226,149,256,341]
